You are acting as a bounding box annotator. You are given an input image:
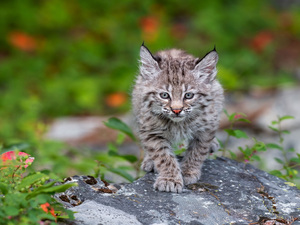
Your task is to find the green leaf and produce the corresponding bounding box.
[238,147,245,153]
[266,143,282,150]
[224,129,235,136]
[228,113,236,121]
[279,115,294,121]
[292,169,298,176]
[2,143,30,152]
[35,194,51,204]
[274,157,284,164]
[66,209,75,220]
[228,150,236,160]
[244,148,252,157]
[217,138,224,148]
[18,173,47,189]
[290,158,300,164]
[269,170,282,177]
[116,132,126,145]
[117,165,135,171]
[233,130,248,139]
[121,155,138,163]
[108,168,134,182]
[268,126,279,132]
[174,148,186,155]
[236,118,250,123]
[4,206,19,216]
[104,117,136,141]
[0,182,8,195]
[108,143,118,153]
[271,121,278,125]
[282,130,290,134]
[108,150,119,157]
[37,183,77,193]
[251,155,260,161]
[237,112,247,117]
[27,183,78,200]
[288,148,295,152]
[38,180,56,189]
[253,140,267,151]
[223,109,229,117]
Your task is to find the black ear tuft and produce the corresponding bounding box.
[193,49,218,83]
[196,47,218,66]
[153,55,161,63]
[141,43,160,63]
[139,43,161,78]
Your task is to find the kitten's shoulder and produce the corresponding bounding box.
[156,49,195,60]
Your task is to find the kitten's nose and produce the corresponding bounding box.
[172,109,182,115]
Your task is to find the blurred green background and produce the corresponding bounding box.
[0,0,300,179]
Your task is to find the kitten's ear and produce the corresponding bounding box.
[193,49,218,83]
[139,42,161,79]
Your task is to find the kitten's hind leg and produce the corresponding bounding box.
[141,154,154,172]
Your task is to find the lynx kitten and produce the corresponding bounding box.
[132,43,224,193]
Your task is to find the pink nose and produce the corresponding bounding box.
[172,109,182,115]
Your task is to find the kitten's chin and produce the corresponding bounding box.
[170,117,185,122]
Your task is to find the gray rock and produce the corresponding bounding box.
[69,201,142,225]
[55,157,300,225]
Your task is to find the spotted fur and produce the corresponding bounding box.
[132,44,224,193]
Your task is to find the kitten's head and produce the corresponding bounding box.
[139,43,219,122]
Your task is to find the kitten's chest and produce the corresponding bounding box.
[166,122,193,143]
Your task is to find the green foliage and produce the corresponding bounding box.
[0,152,76,224]
[219,110,251,156]
[237,138,266,163]
[220,112,300,186]
[267,116,300,182]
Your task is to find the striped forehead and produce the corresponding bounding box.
[165,83,189,91]
[164,60,186,86]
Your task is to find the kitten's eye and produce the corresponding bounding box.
[160,92,170,99]
[185,93,194,99]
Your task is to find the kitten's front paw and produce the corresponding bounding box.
[209,139,220,153]
[154,176,183,193]
[182,171,201,185]
[141,158,154,172]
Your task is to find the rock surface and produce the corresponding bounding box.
[55,157,300,225]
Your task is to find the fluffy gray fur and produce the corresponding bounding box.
[132,44,224,193]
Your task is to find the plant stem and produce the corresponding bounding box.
[222,122,233,156]
[278,118,289,166]
[11,165,21,185]
[279,163,300,170]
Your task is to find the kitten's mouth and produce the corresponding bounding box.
[169,115,185,122]
[170,114,183,117]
